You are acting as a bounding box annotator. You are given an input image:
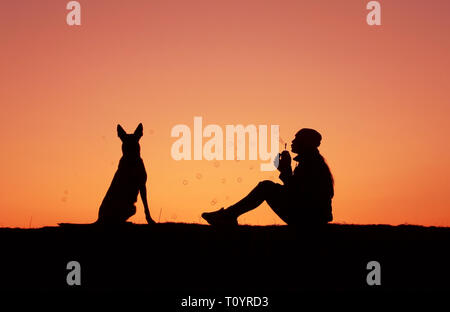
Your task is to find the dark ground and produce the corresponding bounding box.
[0,223,449,307]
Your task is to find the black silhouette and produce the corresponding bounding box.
[202,128,334,227]
[96,123,155,224]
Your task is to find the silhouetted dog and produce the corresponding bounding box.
[96,123,155,224]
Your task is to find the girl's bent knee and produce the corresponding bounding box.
[257,180,277,190]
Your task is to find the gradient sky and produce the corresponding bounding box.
[1,0,449,227]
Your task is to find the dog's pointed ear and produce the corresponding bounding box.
[117,124,127,141]
[134,123,143,139]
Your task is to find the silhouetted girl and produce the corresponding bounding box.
[202,128,334,227]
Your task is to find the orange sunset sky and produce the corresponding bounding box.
[0,0,449,227]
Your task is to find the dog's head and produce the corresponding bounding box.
[117,123,143,158]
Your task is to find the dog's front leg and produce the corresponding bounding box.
[140,184,155,224]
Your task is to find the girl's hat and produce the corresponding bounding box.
[295,128,322,148]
